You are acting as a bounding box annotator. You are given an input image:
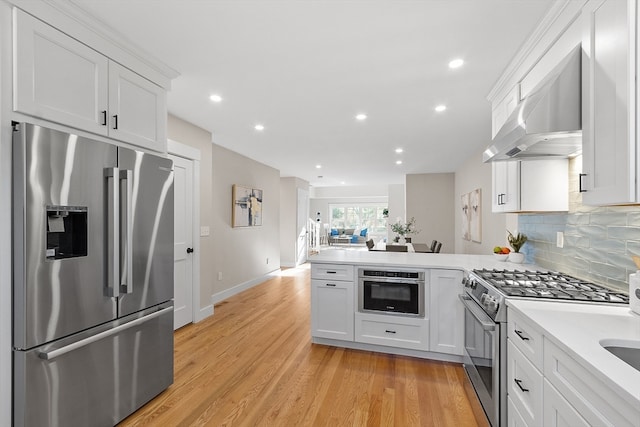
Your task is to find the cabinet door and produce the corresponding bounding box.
[108,62,167,151]
[491,86,520,138]
[13,9,109,135]
[542,380,590,427]
[492,161,520,212]
[310,279,354,341]
[429,269,463,355]
[581,0,636,204]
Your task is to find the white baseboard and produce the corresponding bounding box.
[194,304,214,323]
[211,269,281,305]
[280,261,296,268]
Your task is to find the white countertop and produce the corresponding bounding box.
[309,250,537,271]
[507,299,640,407]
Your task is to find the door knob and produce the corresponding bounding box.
[186,247,194,254]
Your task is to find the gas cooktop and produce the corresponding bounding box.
[471,269,629,304]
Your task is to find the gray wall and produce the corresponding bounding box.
[211,144,281,297]
[518,156,640,292]
[406,173,455,252]
[453,150,514,255]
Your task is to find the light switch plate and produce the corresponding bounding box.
[556,231,564,248]
[200,226,210,237]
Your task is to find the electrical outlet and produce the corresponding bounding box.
[217,272,222,281]
[556,231,564,248]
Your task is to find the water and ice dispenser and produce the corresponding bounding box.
[46,205,87,259]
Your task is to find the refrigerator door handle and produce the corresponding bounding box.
[120,169,133,294]
[105,167,120,298]
[38,306,173,361]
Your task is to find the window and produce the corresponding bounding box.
[329,204,387,236]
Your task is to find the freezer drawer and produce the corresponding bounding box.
[13,303,174,427]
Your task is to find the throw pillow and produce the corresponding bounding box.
[360,228,368,237]
[330,228,338,236]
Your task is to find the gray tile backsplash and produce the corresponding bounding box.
[517,158,640,292]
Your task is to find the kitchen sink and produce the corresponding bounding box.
[600,339,640,372]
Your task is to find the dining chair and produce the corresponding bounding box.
[434,242,442,253]
[430,240,438,252]
[366,239,375,250]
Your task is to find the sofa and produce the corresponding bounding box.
[328,228,369,245]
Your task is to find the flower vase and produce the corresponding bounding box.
[398,237,406,245]
[508,252,525,264]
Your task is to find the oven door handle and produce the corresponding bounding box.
[459,294,496,331]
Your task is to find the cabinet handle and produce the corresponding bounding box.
[101,110,107,126]
[579,173,587,192]
[514,329,529,341]
[326,271,337,274]
[326,283,336,287]
[385,330,396,334]
[113,114,119,130]
[514,378,529,392]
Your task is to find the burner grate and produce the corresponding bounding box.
[472,268,629,304]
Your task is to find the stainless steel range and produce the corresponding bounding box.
[459,268,629,427]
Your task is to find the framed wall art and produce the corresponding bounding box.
[232,184,263,227]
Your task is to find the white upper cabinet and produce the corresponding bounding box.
[492,159,568,213]
[581,0,637,205]
[108,62,166,149]
[13,9,168,152]
[13,9,109,136]
[492,161,520,212]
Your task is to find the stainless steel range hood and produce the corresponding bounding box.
[483,45,582,162]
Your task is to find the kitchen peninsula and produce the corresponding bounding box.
[310,251,515,362]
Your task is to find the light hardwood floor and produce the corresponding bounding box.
[120,264,489,427]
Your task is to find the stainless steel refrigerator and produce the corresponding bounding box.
[12,122,174,426]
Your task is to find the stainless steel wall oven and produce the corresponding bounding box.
[358,268,425,317]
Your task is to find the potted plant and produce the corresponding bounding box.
[382,208,389,218]
[391,217,420,244]
[507,231,527,263]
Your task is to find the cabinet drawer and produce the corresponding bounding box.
[355,313,428,351]
[543,379,589,427]
[508,340,543,427]
[544,338,640,427]
[311,263,354,281]
[508,309,543,370]
[507,396,529,427]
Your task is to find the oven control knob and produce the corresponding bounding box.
[485,295,498,311]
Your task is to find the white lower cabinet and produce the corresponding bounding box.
[429,269,463,355]
[310,265,354,341]
[508,307,640,427]
[543,379,590,427]
[507,396,529,427]
[507,340,543,426]
[355,312,429,351]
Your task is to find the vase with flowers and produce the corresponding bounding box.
[391,217,420,244]
[507,230,527,263]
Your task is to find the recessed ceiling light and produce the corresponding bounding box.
[209,94,223,103]
[316,164,322,169]
[395,148,403,153]
[254,124,265,131]
[396,160,403,165]
[340,181,346,185]
[435,105,447,112]
[448,59,464,69]
[356,113,367,121]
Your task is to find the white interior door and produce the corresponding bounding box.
[296,188,309,265]
[170,154,194,329]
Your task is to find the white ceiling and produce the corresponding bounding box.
[70,0,554,187]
